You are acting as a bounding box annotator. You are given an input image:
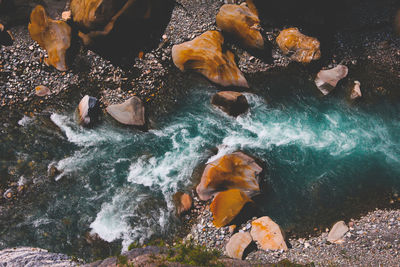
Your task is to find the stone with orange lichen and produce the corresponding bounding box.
[196,152,262,201]
[172,31,248,88]
[216,3,263,49]
[210,189,252,227]
[276,27,321,63]
[28,5,71,71]
[250,216,288,251]
[225,232,252,259]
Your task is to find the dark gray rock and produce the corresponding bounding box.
[211,91,249,116]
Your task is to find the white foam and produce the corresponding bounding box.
[18,115,33,126]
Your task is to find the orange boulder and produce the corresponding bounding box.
[225,232,252,259]
[196,152,262,201]
[250,216,288,251]
[172,31,248,88]
[28,5,71,71]
[276,27,321,63]
[210,189,252,227]
[216,3,263,49]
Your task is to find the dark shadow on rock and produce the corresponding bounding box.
[78,0,175,70]
[230,201,258,226]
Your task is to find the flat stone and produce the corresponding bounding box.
[106,96,145,127]
[327,221,349,244]
[315,65,348,95]
[250,216,288,251]
[35,85,51,97]
[226,232,252,259]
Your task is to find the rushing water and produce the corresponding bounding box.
[1,86,400,260]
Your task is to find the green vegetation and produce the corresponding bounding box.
[116,255,128,265]
[166,242,224,267]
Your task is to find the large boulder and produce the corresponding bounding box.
[276,27,321,63]
[70,0,172,46]
[315,65,348,95]
[196,152,262,201]
[211,91,249,116]
[28,5,71,71]
[327,221,349,244]
[216,3,263,49]
[172,192,192,216]
[77,95,100,127]
[250,216,288,251]
[172,31,248,88]
[225,232,253,259]
[210,189,252,227]
[106,96,145,127]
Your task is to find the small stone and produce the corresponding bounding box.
[35,85,51,97]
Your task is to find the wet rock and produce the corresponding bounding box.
[250,216,288,251]
[28,5,71,71]
[77,95,100,127]
[276,27,321,63]
[349,80,362,100]
[35,85,51,97]
[172,31,248,88]
[106,96,145,127]
[210,189,252,227]
[327,221,349,244]
[226,231,252,259]
[211,91,249,116]
[48,164,61,178]
[3,188,14,200]
[196,152,262,201]
[173,192,193,216]
[315,65,348,95]
[216,3,263,49]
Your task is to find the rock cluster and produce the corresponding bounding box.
[28,5,71,71]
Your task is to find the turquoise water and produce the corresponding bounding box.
[1,87,400,259]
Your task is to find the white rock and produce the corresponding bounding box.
[327,221,349,244]
[315,65,348,95]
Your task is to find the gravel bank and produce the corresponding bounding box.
[185,203,400,266]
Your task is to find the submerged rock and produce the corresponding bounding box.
[196,151,262,201]
[173,192,193,216]
[28,5,71,71]
[77,95,100,127]
[172,31,248,88]
[349,80,362,100]
[315,65,348,95]
[276,27,321,63]
[35,85,51,97]
[250,216,288,251]
[210,189,252,227]
[327,221,349,244]
[226,231,253,259]
[211,91,249,116]
[216,3,263,49]
[106,96,145,127]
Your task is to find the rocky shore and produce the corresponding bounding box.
[1,0,400,266]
